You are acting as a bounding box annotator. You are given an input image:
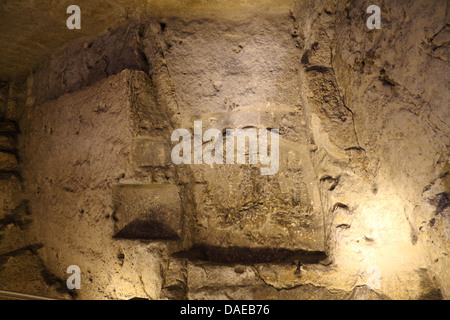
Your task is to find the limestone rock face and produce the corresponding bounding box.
[18,70,174,299]
[159,14,326,260]
[191,135,325,262]
[328,0,449,299]
[0,0,448,300]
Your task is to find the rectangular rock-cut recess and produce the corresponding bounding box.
[113,183,182,240]
[189,110,326,263]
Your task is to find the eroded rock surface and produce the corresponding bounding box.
[0,0,448,300]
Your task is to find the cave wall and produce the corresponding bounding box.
[0,0,448,300]
[292,0,449,300]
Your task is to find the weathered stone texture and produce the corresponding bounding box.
[30,23,148,106]
[19,70,174,299]
[113,183,182,240]
[0,152,18,171]
[0,136,15,151]
[132,137,172,168]
[0,0,447,300]
[153,12,326,261]
[0,177,22,220]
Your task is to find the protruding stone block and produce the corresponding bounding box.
[190,112,325,262]
[113,183,182,240]
[0,121,17,134]
[0,176,22,220]
[0,136,15,151]
[0,151,18,171]
[132,136,171,168]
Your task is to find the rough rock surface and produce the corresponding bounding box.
[0,0,448,300]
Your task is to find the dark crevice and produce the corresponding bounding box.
[320,175,340,191]
[378,69,396,86]
[301,50,310,64]
[332,202,349,211]
[137,23,150,74]
[305,66,331,73]
[114,219,180,240]
[428,192,449,216]
[0,172,22,190]
[345,146,366,152]
[174,245,327,264]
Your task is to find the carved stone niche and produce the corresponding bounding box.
[187,107,326,263]
[112,183,183,240]
[108,76,326,263]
